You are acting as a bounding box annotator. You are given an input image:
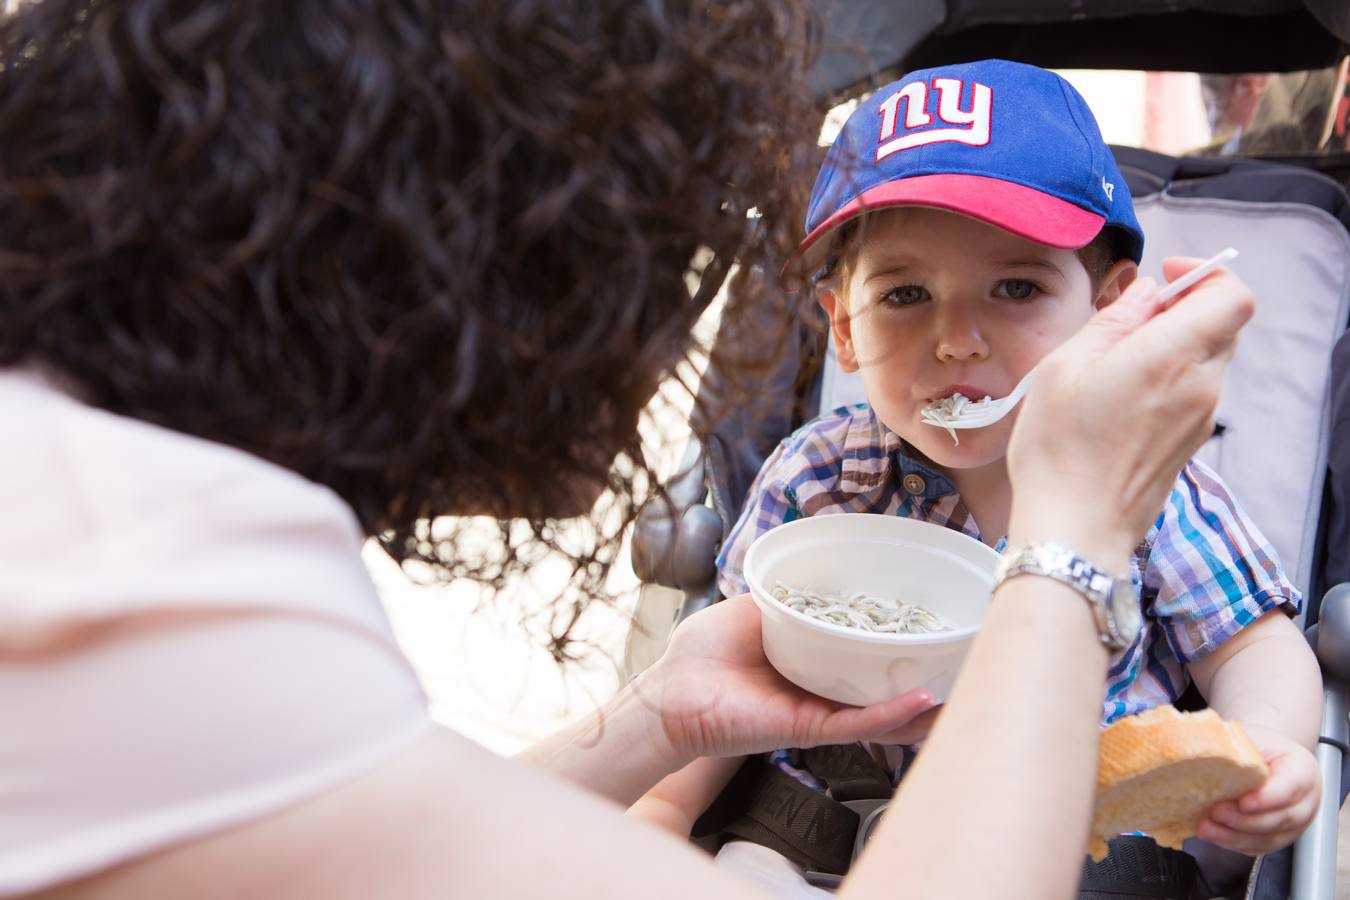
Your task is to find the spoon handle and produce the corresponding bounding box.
[1156,247,1238,307]
[938,370,1035,427]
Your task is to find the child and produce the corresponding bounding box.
[628,59,1322,897]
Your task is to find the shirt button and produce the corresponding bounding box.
[902,473,926,494]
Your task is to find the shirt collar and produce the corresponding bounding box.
[839,406,957,500]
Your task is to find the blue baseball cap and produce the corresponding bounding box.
[798,59,1144,277]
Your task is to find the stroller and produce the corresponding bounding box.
[625,2,1350,898]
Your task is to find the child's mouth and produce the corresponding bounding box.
[929,384,989,403]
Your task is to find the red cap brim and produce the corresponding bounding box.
[794,173,1106,280]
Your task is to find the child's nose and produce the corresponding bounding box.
[934,309,989,363]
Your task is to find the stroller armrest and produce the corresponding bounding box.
[1289,582,1350,900]
[632,440,723,593]
[1310,583,1350,689]
[622,440,725,681]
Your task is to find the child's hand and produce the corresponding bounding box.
[1195,729,1321,856]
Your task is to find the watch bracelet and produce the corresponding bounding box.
[995,542,1124,648]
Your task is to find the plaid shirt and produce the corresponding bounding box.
[718,403,1302,730]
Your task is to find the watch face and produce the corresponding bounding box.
[1111,576,1143,643]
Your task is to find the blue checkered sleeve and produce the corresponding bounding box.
[716,438,806,598]
[1144,459,1302,663]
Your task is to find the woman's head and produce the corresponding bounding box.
[0,0,822,644]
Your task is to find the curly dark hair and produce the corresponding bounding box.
[0,0,825,658]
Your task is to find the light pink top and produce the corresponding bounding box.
[0,371,435,895]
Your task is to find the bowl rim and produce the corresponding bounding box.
[743,513,998,646]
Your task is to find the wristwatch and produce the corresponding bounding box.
[993,541,1141,650]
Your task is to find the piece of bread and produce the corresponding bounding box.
[1089,706,1269,860]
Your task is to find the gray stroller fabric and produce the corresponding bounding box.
[1133,190,1350,608]
[1320,330,1350,596]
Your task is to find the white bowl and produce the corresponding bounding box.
[743,514,999,706]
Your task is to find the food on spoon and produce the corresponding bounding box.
[920,392,995,446]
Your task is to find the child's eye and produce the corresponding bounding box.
[879,284,930,306]
[996,279,1041,301]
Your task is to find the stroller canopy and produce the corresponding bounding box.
[815,0,1350,99]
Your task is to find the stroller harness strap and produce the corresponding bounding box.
[723,764,860,875]
[723,746,892,876]
[797,744,895,802]
[722,747,1200,897]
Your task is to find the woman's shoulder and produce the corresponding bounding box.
[0,373,431,896]
[0,369,379,644]
[2,368,356,525]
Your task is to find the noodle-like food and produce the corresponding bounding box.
[919,393,994,446]
[772,583,952,634]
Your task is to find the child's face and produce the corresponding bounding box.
[821,206,1134,471]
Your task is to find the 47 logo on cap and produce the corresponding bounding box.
[875,79,992,160]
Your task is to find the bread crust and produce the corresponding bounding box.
[1088,707,1269,860]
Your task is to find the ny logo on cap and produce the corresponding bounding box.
[875,78,992,161]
